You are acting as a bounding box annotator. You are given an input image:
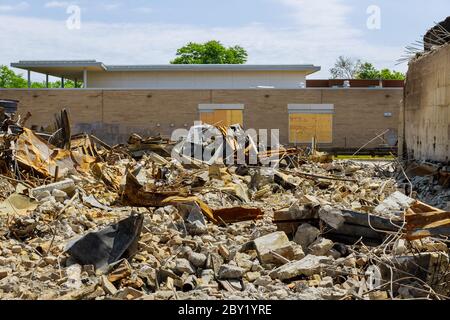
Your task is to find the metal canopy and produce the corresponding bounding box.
[11,60,106,81]
[11,60,321,79]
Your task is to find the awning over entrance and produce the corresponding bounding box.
[10,60,106,87]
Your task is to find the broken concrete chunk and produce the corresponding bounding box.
[293,224,320,250]
[174,258,196,275]
[319,276,334,288]
[253,232,294,265]
[246,271,261,282]
[101,275,118,295]
[308,238,334,256]
[218,264,245,279]
[188,252,207,268]
[0,268,12,280]
[319,205,345,229]
[374,191,415,216]
[270,255,332,281]
[30,179,76,200]
[290,242,306,260]
[52,189,68,200]
[218,244,230,260]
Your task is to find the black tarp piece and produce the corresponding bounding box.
[0,99,19,114]
[65,213,144,270]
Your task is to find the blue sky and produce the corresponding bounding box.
[1,0,449,79]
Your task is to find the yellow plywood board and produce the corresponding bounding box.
[200,110,243,127]
[289,114,333,143]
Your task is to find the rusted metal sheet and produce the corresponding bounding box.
[14,128,96,177]
[123,172,185,207]
[405,201,450,240]
[213,207,263,224]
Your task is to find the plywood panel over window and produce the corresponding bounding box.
[288,104,334,144]
[289,113,333,143]
[200,110,243,127]
[198,104,244,127]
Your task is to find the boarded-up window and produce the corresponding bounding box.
[199,104,244,127]
[288,104,334,144]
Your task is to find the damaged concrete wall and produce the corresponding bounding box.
[401,43,450,163]
[0,88,402,147]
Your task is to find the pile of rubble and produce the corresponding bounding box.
[398,161,450,211]
[0,107,449,300]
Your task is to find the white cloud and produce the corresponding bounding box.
[132,7,153,14]
[279,0,353,28]
[45,1,70,8]
[0,2,29,12]
[0,0,406,79]
[102,3,121,11]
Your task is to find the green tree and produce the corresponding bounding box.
[0,65,27,88]
[355,62,379,79]
[330,56,362,79]
[171,40,248,64]
[0,65,78,88]
[355,62,405,80]
[378,68,405,80]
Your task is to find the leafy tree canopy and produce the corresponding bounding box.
[330,57,405,80]
[0,65,27,88]
[171,40,248,64]
[356,62,405,80]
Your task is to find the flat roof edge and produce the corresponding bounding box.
[104,65,321,72]
[11,61,106,69]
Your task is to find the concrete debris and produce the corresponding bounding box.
[218,264,245,280]
[308,238,334,256]
[0,108,448,300]
[269,255,332,281]
[293,224,321,250]
[374,191,416,217]
[253,232,295,265]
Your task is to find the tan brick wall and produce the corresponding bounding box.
[1,88,402,148]
[402,43,450,163]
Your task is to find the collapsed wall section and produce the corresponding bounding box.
[401,43,450,163]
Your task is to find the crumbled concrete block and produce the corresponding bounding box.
[253,232,294,265]
[374,191,415,216]
[101,275,117,295]
[308,238,334,256]
[270,255,332,281]
[0,267,12,280]
[218,264,245,279]
[293,224,320,250]
[319,205,345,229]
[174,258,195,275]
[245,271,261,282]
[188,252,207,268]
[30,179,75,200]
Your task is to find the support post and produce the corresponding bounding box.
[27,70,31,88]
[61,77,65,88]
[46,74,49,88]
[83,69,88,88]
[75,78,78,88]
